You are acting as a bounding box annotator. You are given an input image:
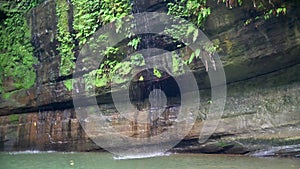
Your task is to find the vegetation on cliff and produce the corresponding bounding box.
[0,0,44,93]
[0,0,287,94]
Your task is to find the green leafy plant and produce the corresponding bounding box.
[103,47,120,59]
[98,0,132,25]
[64,79,73,91]
[73,0,101,46]
[171,52,186,76]
[69,0,132,90]
[165,0,217,71]
[217,0,287,24]
[56,0,75,77]
[188,49,200,64]
[111,61,131,84]
[166,0,210,28]
[0,0,40,93]
[263,7,286,20]
[153,67,162,78]
[130,53,145,66]
[57,0,131,89]
[128,37,141,50]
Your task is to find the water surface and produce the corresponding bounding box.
[0,151,299,169]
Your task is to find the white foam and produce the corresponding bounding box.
[113,152,171,160]
[8,150,56,155]
[7,150,78,155]
[251,144,300,157]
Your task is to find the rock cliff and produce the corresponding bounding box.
[0,0,299,157]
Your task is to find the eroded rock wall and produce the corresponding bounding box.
[0,0,299,156]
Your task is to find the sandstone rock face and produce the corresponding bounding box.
[0,109,98,151]
[0,0,299,157]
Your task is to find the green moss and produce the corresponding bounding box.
[8,114,19,123]
[2,93,11,100]
[236,137,300,146]
[216,141,231,148]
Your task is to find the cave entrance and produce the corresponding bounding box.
[129,68,181,111]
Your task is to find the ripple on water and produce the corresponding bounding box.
[113,152,171,160]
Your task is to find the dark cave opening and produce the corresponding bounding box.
[129,68,181,110]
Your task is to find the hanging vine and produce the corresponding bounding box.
[166,0,286,71]
[217,0,287,25]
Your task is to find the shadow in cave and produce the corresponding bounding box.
[129,68,181,111]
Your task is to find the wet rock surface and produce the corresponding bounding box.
[0,68,299,157]
[0,0,299,157]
